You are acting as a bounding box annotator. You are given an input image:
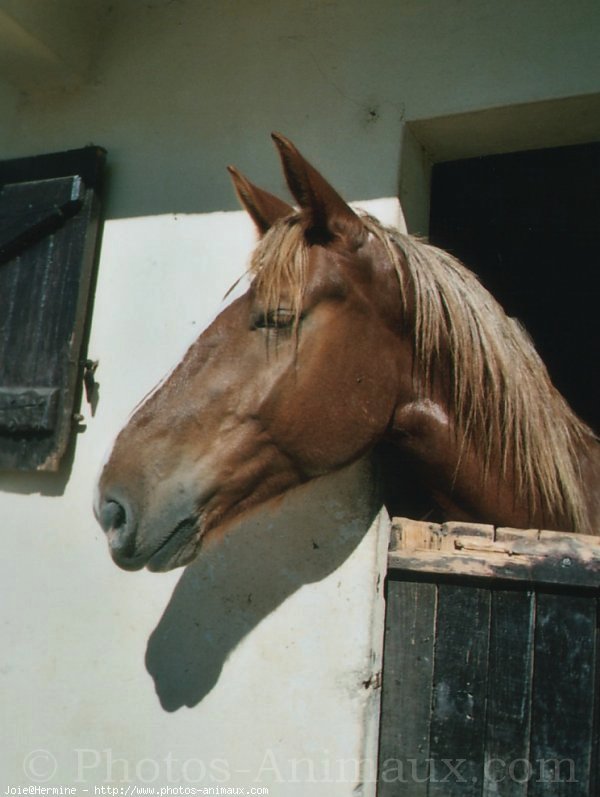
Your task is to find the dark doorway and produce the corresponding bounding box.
[429,142,599,432]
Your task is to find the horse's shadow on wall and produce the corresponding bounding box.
[145,459,382,711]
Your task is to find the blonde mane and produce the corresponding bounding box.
[249,214,594,531]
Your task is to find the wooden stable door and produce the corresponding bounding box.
[377,518,600,797]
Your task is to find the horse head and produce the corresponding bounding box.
[95,135,599,570]
[95,135,410,570]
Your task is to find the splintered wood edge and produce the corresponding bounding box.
[388,517,600,588]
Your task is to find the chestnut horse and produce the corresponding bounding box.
[95,134,600,571]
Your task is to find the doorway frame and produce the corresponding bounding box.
[398,91,600,237]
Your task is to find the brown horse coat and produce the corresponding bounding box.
[96,134,600,570]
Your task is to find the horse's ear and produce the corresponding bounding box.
[271,132,364,246]
[227,165,294,235]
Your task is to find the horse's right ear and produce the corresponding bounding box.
[227,165,294,235]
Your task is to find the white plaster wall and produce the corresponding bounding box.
[1,1,599,792]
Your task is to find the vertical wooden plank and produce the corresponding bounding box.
[591,596,600,797]
[483,589,535,797]
[378,577,436,796]
[529,591,596,796]
[428,584,491,796]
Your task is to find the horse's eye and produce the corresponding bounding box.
[254,308,296,330]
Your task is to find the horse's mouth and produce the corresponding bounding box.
[145,516,202,572]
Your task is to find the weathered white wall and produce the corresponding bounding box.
[1,1,599,220]
[0,203,397,794]
[1,0,599,793]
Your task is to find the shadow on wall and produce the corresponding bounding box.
[145,457,383,711]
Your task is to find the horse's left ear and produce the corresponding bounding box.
[227,165,294,235]
[271,132,364,246]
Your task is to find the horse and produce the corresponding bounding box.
[95,133,600,571]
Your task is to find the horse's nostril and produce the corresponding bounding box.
[99,497,138,559]
[101,499,127,533]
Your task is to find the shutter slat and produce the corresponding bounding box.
[0,175,84,262]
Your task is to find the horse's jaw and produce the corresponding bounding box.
[100,451,379,572]
[97,450,303,572]
[135,515,206,572]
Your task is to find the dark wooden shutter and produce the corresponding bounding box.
[0,146,106,471]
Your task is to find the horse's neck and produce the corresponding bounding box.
[387,394,596,532]
[393,399,544,527]
[380,236,599,533]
